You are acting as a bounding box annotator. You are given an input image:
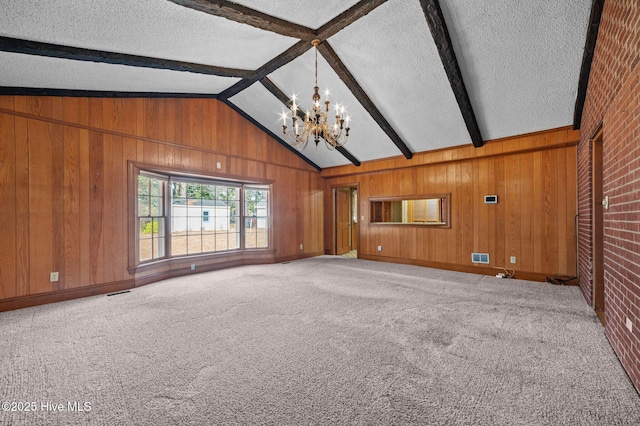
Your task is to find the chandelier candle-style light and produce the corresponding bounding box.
[281,39,350,150]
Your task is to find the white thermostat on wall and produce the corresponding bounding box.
[484,195,498,204]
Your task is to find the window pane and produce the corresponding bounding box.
[171,236,187,256]
[227,201,239,217]
[228,187,240,201]
[138,196,150,216]
[172,181,187,198]
[139,238,152,262]
[138,175,150,196]
[187,183,202,199]
[140,218,153,237]
[244,215,268,248]
[188,204,202,217]
[188,235,202,254]
[150,196,163,216]
[155,237,165,259]
[245,189,268,216]
[244,217,255,248]
[215,232,227,251]
[150,179,162,196]
[231,231,240,249]
[215,216,229,231]
[201,184,215,200]
[202,233,215,253]
[172,198,187,218]
[257,219,268,248]
[172,217,187,235]
[155,218,165,239]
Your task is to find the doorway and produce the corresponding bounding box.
[592,130,605,324]
[334,185,358,256]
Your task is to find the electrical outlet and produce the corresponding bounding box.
[216,162,222,169]
[510,256,516,264]
[191,264,196,271]
[299,244,303,250]
[361,215,365,221]
[626,317,633,333]
[377,245,383,252]
[50,272,59,282]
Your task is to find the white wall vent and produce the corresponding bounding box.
[471,253,490,264]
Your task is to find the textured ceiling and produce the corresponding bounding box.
[441,0,591,140]
[230,0,361,29]
[0,0,296,69]
[0,0,592,170]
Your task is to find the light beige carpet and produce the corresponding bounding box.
[1,256,639,425]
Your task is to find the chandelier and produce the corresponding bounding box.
[281,39,350,150]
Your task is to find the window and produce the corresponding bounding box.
[369,194,451,227]
[138,173,167,262]
[135,170,270,264]
[244,187,269,248]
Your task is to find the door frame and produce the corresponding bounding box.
[591,127,605,321]
[330,183,360,256]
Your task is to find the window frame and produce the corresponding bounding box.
[137,171,169,262]
[369,193,451,228]
[128,162,273,273]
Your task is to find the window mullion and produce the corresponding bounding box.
[164,179,171,259]
[239,186,246,250]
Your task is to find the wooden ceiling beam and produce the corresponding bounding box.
[316,0,388,40]
[260,77,361,167]
[218,40,312,99]
[0,36,254,79]
[419,0,484,148]
[316,41,413,160]
[215,0,389,101]
[573,0,605,130]
[166,0,315,39]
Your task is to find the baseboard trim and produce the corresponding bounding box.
[275,251,324,263]
[0,280,135,312]
[357,254,565,283]
[2,252,563,312]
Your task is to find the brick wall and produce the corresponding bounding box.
[577,0,640,390]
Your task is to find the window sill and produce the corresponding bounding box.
[128,248,275,275]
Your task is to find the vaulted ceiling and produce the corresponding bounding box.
[0,0,593,170]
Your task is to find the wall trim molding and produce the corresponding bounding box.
[320,126,579,179]
[0,103,319,175]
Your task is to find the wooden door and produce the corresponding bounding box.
[351,189,358,250]
[592,132,605,321]
[336,188,351,255]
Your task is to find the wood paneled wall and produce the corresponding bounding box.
[322,127,579,280]
[0,96,323,308]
